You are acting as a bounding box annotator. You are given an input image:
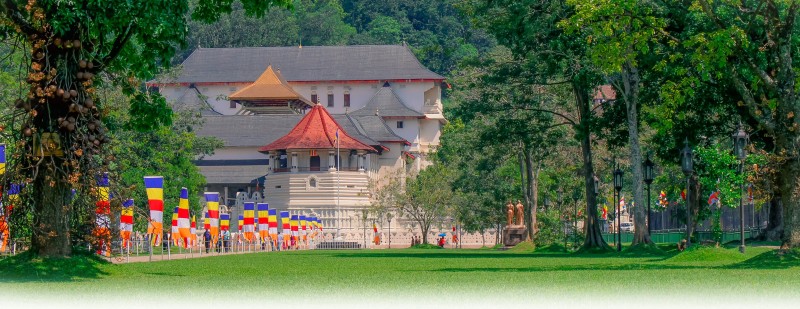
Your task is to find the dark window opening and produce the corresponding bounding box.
[311,94,318,104]
[230,100,236,108]
[310,155,321,171]
[344,92,350,107]
[327,94,334,107]
[397,121,404,129]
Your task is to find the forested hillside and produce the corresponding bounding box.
[180,0,495,76]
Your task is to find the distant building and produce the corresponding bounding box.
[153,45,447,243]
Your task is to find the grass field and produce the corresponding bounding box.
[1,243,799,308]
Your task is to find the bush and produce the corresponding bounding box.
[534,209,563,246]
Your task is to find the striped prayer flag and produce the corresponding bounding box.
[203,212,210,230]
[190,216,197,247]
[178,187,191,247]
[243,202,255,241]
[172,206,180,246]
[94,173,111,256]
[0,143,6,175]
[0,183,18,252]
[269,209,278,247]
[280,211,290,249]
[120,199,134,249]
[238,214,244,232]
[144,176,164,245]
[220,213,230,231]
[204,192,220,243]
[257,203,269,241]
[300,215,308,245]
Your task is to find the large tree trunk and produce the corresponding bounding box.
[779,159,800,247]
[30,160,73,257]
[688,175,701,244]
[421,224,430,245]
[520,147,539,241]
[620,62,652,245]
[574,82,609,250]
[764,196,783,241]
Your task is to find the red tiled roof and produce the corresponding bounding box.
[258,104,375,152]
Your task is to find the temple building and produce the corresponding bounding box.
[152,45,447,243]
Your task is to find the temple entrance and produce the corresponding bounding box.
[310,155,321,171]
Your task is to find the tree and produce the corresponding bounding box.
[464,0,610,250]
[0,0,290,257]
[563,0,674,245]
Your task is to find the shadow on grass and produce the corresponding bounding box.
[432,263,705,273]
[725,249,800,269]
[0,249,108,283]
[331,250,670,260]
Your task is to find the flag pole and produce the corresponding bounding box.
[336,129,341,241]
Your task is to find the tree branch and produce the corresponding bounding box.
[728,65,776,136]
[1,0,38,35]
[100,23,135,68]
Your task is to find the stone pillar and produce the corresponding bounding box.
[267,152,275,173]
[291,152,298,173]
[358,151,365,172]
[328,150,336,171]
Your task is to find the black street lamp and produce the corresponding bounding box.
[643,155,655,236]
[613,165,623,252]
[387,212,393,249]
[680,138,694,248]
[732,124,749,253]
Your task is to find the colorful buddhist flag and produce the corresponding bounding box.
[171,207,180,246]
[290,214,299,248]
[120,199,134,250]
[144,176,164,246]
[1,184,21,252]
[204,192,220,243]
[300,215,308,244]
[190,216,197,247]
[238,214,244,232]
[220,213,230,231]
[708,191,720,206]
[243,202,255,241]
[0,143,6,175]
[269,209,278,247]
[257,203,269,242]
[203,212,210,230]
[94,173,111,256]
[281,211,290,249]
[178,187,191,247]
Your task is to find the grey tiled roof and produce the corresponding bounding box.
[331,115,380,145]
[347,115,407,143]
[175,45,445,83]
[197,114,385,148]
[349,85,424,118]
[173,88,222,116]
[195,115,302,147]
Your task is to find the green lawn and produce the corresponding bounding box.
[1,244,799,308]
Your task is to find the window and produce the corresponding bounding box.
[311,92,318,104]
[327,93,334,107]
[396,121,404,129]
[344,91,350,107]
[230,100,236,109]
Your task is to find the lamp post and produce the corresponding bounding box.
[387,212,393,249]
[732,124,749,253]
[643,155,655,235]
[613,165,624,252]
[680,139,694,248]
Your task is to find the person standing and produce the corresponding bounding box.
[203,229,212,253]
